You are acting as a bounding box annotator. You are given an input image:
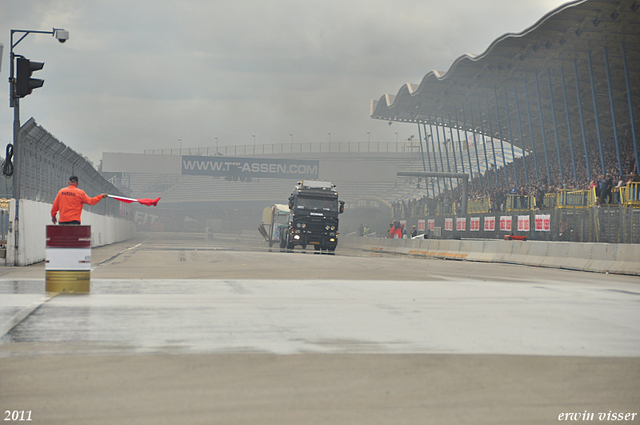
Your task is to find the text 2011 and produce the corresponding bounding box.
[4,411,32,421]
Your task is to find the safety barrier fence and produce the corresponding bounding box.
[2,119,136,266]
[389,208,639,244]
[342,235,640,276]
[15,118,124,217]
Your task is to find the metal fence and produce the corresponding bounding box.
[10,118,125,217]
[390,183,640,243]
[399,208,639,244]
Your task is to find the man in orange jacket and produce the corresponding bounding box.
[51,176,108,225]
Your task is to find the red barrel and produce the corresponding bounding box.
[45,225,91,293]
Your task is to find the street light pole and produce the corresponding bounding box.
[8,27,67,266]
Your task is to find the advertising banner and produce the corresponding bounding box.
[535,214,551,231]
[518,215,530,232]
[470,217,481,231]
[484,216,495,232]
[428,219,435,231]
[418,219,425,232]
[181,155,320,179]
[445,218,453,232]
[500,216,512,232]
[456,217,466,231]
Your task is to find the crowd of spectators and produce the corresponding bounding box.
[392,133,639,219]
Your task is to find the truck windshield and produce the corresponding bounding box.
[296,196,337,212]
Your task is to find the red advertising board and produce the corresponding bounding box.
[535,214,551,231]
[518,215,530,232]
[500,216,512,232]
[484,216,495,231]
[445,218,453,231]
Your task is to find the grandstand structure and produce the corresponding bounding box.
[371,0,639,191]
[367,0,640,243]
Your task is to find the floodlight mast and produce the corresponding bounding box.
[8,27,67,266]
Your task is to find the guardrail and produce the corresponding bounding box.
[620,182,640,207]
[557,189,591,209]
[467,198,491,213]
[506,195,534,211]
[543,193,557,209]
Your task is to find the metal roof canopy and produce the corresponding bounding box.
[371,0,640,183]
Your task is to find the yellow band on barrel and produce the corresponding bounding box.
[45,271,90,293]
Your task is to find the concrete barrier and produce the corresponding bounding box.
[559,243,593,272]
[341,235,639,276]
[522,242,549,268]
[585,243,619,274]
[465,241,488,262]
[541,242,571,269]
[6,199,136,266]
[505,241,530,265]
[493,240,514,263]
[610,244,640,275]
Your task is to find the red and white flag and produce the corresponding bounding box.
[107,195,160,207]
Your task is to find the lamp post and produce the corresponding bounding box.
[9,28,67,197]
[9,27,67,266]
[215,137,219,155]
[252,134,256,154]
[290,133,293,153]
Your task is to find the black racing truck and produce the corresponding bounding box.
[281,180,344,253]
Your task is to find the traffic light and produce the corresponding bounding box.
[15,57,45,98]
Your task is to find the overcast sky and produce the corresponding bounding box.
[1,0,570,166]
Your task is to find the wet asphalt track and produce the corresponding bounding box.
[0,232,638,424]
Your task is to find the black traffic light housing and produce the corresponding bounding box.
[15,57,45,98]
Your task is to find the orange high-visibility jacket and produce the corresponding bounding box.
[51,184,105,223]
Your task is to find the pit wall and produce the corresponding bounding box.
[6,199,136,266]
[341,235,640,276]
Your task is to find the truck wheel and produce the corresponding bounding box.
[280,236,286,249]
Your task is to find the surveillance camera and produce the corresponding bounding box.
[55,30,69,43]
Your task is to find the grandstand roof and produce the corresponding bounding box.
[371,0,640,160]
